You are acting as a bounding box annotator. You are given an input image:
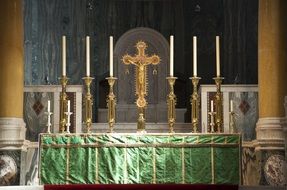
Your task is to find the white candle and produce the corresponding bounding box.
[230,100,233,112]
[216,36,220,77]
[86,36,90,77]
[47,100,50,112]
[109,36,113,77]
[67,100,71,128]
[62,36,66,76]
[193,36,197,77]
[170,35,174,76]
[67,100,70,113]
[211,100,214,112]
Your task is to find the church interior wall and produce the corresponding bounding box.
[23,0,258,122]
[1,0,285,188]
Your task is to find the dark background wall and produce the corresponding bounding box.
[24,0,258,118]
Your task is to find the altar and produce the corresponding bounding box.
[39,133,241,185]
[35,34,243,186]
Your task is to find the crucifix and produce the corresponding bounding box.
[122,41,160,132]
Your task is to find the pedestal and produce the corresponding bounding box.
[0,118,27,185]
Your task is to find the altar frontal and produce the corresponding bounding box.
[39,133,240,184]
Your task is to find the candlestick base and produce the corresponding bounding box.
[213,76,224,132]
[83,76,94,133]
[167,77,177,133]
[106,77,117,133]
[137,112,146,133]
[190,76,201,133]
[59,76,69,133]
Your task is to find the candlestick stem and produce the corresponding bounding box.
[106,77,117,133]
[213,76,224,132]
[190,76,201,133]
[59,76,69,133]
[167,77,177,133]
[83,76,94,133]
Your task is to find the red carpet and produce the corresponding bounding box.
[45,184,238,190]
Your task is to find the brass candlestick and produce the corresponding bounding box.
[229,111,236,133]
[190,76,201,133]
[59,76,69,133]
[213,76,224,132]
[167,76,177,133]
[106,76,117,133]
[83,76,94,133]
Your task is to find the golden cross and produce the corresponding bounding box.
[122,41,160,108]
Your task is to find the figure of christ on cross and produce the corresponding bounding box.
[122,41,160,132]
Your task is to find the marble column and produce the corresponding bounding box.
[257,0,287,149]
[255,0,287,186]
[0,0,26,143]
[0,0,27,185]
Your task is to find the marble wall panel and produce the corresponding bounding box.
[21,146,39,185]
[24,92,53,142]
[230,92,258,141]
[242,146,261,185]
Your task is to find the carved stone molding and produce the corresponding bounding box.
[0,118,26,149]
[255,117,286,151]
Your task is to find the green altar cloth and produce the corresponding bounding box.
[39,133,241,185]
